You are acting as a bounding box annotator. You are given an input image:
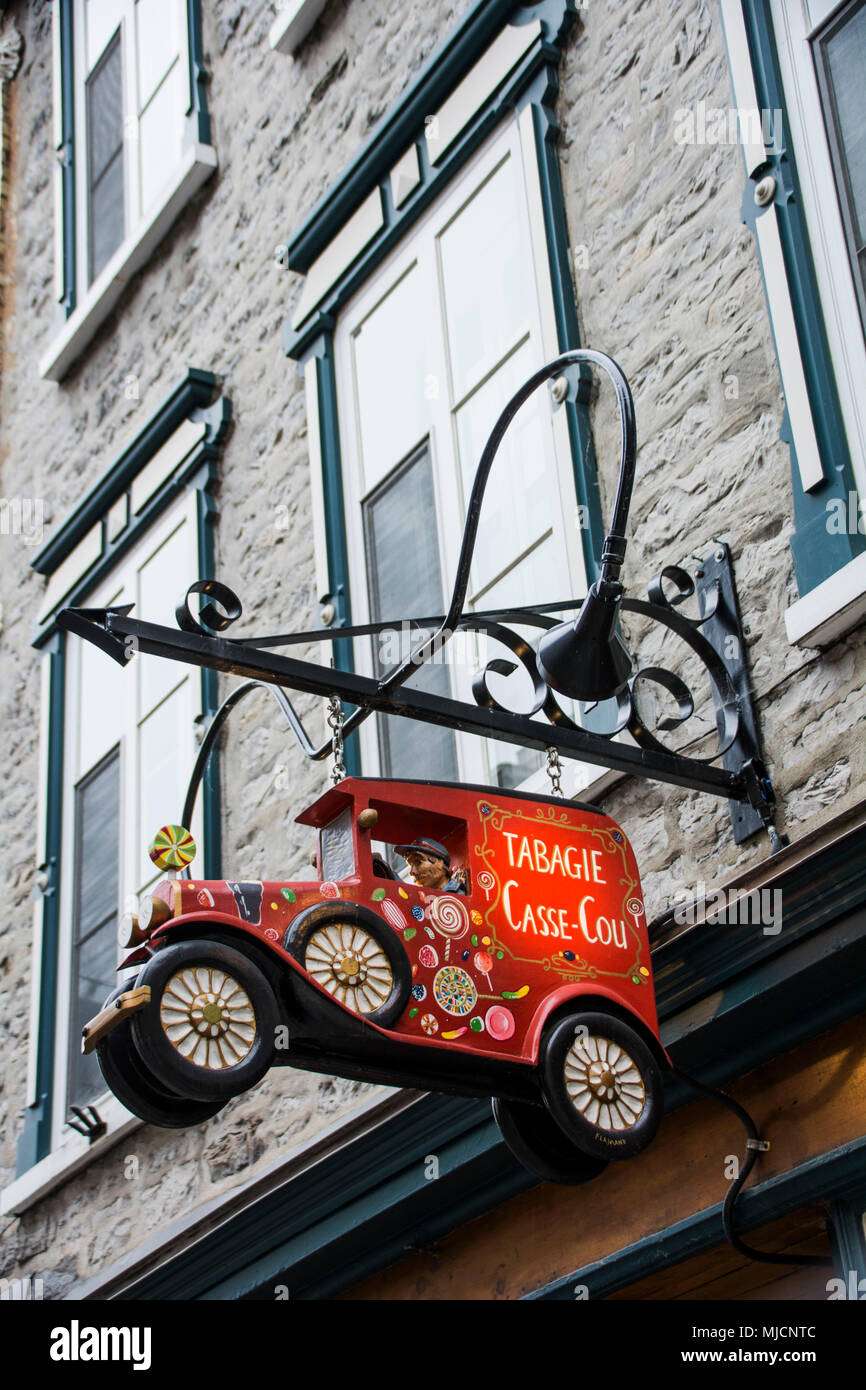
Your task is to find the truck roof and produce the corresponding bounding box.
[296,776,605,829]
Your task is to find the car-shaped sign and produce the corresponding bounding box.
[84,777,669,1185]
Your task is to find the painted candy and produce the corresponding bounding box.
[477,869,496,900]
[433,966,477,1017]
[441,1027,468,1040]
[426,894,469,939]
[420,1014,438,1034]
[148,824,196,871]
[485,1005,515,1041]
[319,881,340,898]
[418,945,439,969]
[281,888,296,903]
[381,899,407,931]
[371,887,387,901]
[501,985,529,1000]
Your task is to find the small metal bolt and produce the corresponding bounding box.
[274,243,290,268]
[714,548,726,562]
[754,175,776,208]
[551,376,569,405]
[320,603,336,627]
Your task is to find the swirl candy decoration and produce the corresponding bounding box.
[477,870,496,900]
[426,894,469,939]
[149,824,196,871]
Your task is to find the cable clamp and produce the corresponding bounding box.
[746,1138,770,1152]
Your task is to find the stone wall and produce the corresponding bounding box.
[0,0,863,1296]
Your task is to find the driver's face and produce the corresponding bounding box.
[404,852,449,890]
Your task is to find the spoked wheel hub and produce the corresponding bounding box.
[565,1033,646,1131]
[160,966,256,1069]
[306,923,394,1014]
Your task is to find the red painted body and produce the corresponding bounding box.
[136,778,663,1078]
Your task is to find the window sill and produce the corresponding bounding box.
[785,551,866,648]
[39,142,218,383]
[1,1094,141,1216]
[269,0,329,54]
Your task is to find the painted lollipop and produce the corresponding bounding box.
[477,870,496,901]
[474,949,493,989]
[149,824,196,873]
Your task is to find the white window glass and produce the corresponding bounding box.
[138,518,189,715]
[438,153,531,401]
[135,0,179,105]
[138,686,189,889]
[454,340,555,600]
[85,0,125,69]
[335,118,586,791]
[352,265,433,491]
[86,30,125,281]
[139,60,183,211]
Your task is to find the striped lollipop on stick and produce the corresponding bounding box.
[149,824,196,876]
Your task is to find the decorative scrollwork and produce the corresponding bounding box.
[176,581,243,637]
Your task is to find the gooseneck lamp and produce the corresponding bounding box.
[380,348,638,705]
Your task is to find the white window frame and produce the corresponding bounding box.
[331,113,594,797]
[769,0,866,501]
[42,0,217,381]
[51,490,204,1151]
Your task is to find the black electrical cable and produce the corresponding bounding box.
[672,1066,833,1268]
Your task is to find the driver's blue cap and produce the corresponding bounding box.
[395,837,451,868]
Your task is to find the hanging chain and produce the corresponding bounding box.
[545,745,564,797]
[327,694,346,784]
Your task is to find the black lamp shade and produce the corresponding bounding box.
[537,581,632,703]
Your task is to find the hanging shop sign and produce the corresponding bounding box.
[63,350,781,1185]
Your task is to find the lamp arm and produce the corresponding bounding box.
[378,349,636,697]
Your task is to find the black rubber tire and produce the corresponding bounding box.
[541,1010,664,1160]
[131,939,279,1102]
[492,1096,609,1186]
[284,901,411,1029]
[96,985,225,1128]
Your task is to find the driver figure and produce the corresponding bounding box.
[396,837,467,894]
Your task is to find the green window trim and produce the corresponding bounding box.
[731,0,866,596]
[17,371,230,1177]
[282,0,605,710]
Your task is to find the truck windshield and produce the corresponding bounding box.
[320,806,355,881]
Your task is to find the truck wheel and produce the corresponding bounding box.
[285,902,411,1028]
[96,985,224,1128]
[131,940,278,1102]
[541,1011,663,1160]
[492,1096,608,1186]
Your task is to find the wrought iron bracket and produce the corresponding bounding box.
[54,350,783,853]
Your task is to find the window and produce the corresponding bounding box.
[43,0,216,380]
[8,373,228,1202]
[55,495,204,1141]
[812,0,866,336]
[721,0,866,645]
[335,120,586,792]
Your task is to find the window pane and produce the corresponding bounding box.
[79,620,126,775]
[138,520,190,716]
[69,749,120,1108]
[353,266,434,491]
[87,33,125,281]
[139,60,182,211]
[438,154,532,401]
[136,0,179,106]
[364,448,458,781]
[822,4,866,246]
[455,342,555,598]
[138,688,189,887]
[85,0,126,73]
